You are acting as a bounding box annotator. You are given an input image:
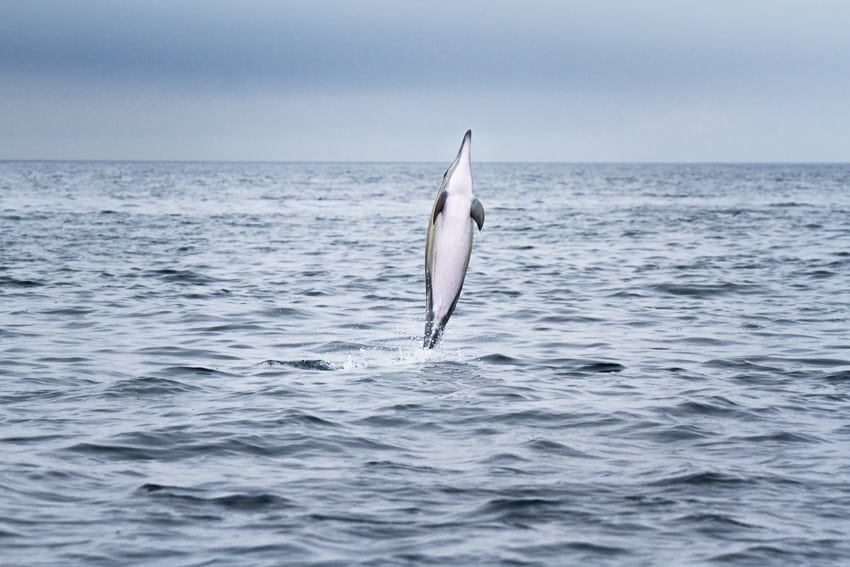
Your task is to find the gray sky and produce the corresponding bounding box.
[1,0,848,161]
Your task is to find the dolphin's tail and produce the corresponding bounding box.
[423,317,444,349]
[424,308,453,349]
[424,291,462,349]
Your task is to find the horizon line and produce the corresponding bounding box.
[1,158,848,166]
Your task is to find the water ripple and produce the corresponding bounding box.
[2,162,850,564]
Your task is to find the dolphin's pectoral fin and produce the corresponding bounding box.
[431,191,448,226]
[470,198,485,231]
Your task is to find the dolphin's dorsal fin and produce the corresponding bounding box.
[432,190,448,225]
[470,197,485,231]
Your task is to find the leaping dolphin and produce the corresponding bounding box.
[424,129,484,349]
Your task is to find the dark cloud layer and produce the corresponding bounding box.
[1,0,848,160]
[4,0,848,91]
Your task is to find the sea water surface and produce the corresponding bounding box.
[1,161,850,565]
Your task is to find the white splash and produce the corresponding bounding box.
[334,341,467,371]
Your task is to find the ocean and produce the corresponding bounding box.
[1,160,849,565]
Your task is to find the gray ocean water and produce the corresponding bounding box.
[2,160,849,565]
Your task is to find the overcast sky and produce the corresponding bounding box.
[1,0,848,161]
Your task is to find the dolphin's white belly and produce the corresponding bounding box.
[431,203,474,318]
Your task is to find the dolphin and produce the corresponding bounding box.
[423,129,485,349]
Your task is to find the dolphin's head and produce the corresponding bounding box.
[444,129,473,196]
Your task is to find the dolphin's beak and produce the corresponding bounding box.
[457,129,472,165]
